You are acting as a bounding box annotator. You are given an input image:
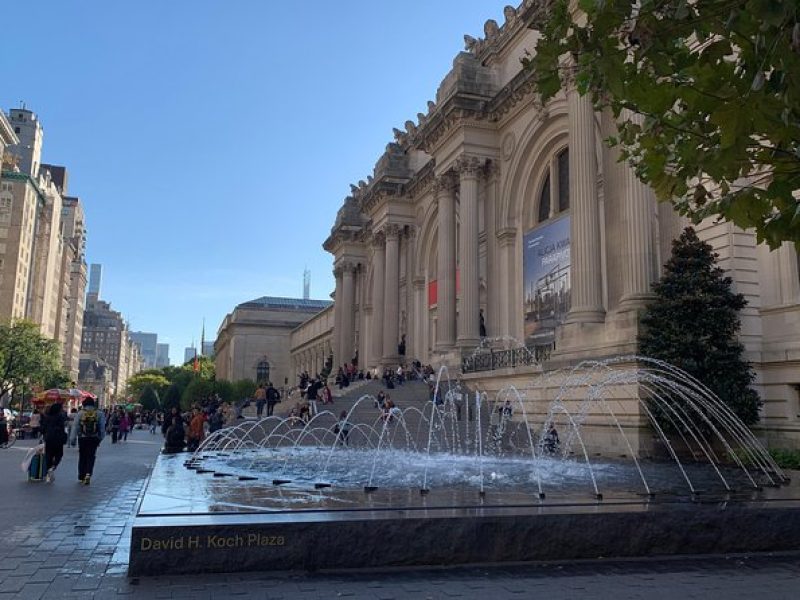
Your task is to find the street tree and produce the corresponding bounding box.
[638,227,761,427]
[528,0,800,248]
[126,371,170,400]
[0,320,64,407]
[140,386,161,411]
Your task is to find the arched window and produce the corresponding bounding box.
[557,148,569,212]
[536,147,570,224]
[256,360,270,384]
[538,173,551,224]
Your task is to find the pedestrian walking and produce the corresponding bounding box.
[68,398,106,485]
[109,409,120,444]
[41,402,68,483]
[266,382,280,416]
[254,384,267,418]
[29,409,42,439]
[119,412,131,442]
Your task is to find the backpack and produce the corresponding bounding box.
[79,409,100,438]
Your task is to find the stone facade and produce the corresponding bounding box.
[0,109,88,381]
[289,304,334,381]
[81,296,144,399]
[303,1,800,450]
[215,297,332,389]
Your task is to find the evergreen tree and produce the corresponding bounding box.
[638,227,761,427]
[163,384,182,411]
[140,386,161,411]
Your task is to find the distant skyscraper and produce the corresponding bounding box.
[303,268,310,300]
[130,331,158,369]
[202,340,215,357]
[88,264,102,300]
[184,346,196,365]
[155,343,170,367]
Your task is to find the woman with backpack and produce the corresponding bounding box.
[68,397,106,485]
[41,402,68,483]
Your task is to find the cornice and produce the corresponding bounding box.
[403,160,436,200]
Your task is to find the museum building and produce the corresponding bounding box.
[288,1,800,449]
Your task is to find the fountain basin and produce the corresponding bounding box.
[128,453,800,575]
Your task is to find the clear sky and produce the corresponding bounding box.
[2,0,509,366]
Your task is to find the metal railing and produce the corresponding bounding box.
[461,343,554,374]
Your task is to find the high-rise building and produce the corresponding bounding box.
[0,170,44,320]
[202,340,215,357]
[81,296,142,398]
[184,346,196,365]
[0,112,19,161]
[131,331,158,369]
[54,196,87,380]
[0,109,88,380]
[6,107,43,178]
[156,343,170,367]
[29,167,64,338]
[87,263,101,300]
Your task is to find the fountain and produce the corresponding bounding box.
[129,357,800,575]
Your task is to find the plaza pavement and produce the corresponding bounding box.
[0,429,798,599]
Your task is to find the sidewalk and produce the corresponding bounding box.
[1,430,798,599]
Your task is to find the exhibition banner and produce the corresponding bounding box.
[522,216,571,345]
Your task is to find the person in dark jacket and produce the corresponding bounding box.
[42,402,68,483]
[163,415,186,454]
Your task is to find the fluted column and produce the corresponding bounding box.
[382,224,401,364]
[340,261,356,362]
[457,156,482,348]
[484,162,500,337]
[496,228,517,337]
[405,227,417,359]
[332,266,344,368]
[565,76,605,323]
[412,276,426,359]
[371,233,385,365]
[436,174,457,349]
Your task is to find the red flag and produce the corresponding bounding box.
[193,353,199,373]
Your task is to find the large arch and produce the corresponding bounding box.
[498,103,569,341]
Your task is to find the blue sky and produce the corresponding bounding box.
[2,1,507,365]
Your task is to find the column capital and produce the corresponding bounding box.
[370,230,385,248]
[383,223,402,241]
[333,265,344,278]
[433,172,458,195]
[455,155,485,180]
[340,260,358,274]
[484,159,501,183]
[559,56,578,93]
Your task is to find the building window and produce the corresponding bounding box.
[538,174,551,224]
[535,147,569,225]
[14,127,20,134]
[256,360,270,384]
[557,148,569,212]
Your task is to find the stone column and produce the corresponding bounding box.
[405,227,417,359]
[565,77,605,323]
[457,156,482,348]
[340,261,356,363]
[412,276,426,359]
[382,224,401,364]
[496,228,517,337]
[436,174,457,349]
[371,233,386,364]
[332,266,344,368]
[619,113,656,309]
[484,162,500,337]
